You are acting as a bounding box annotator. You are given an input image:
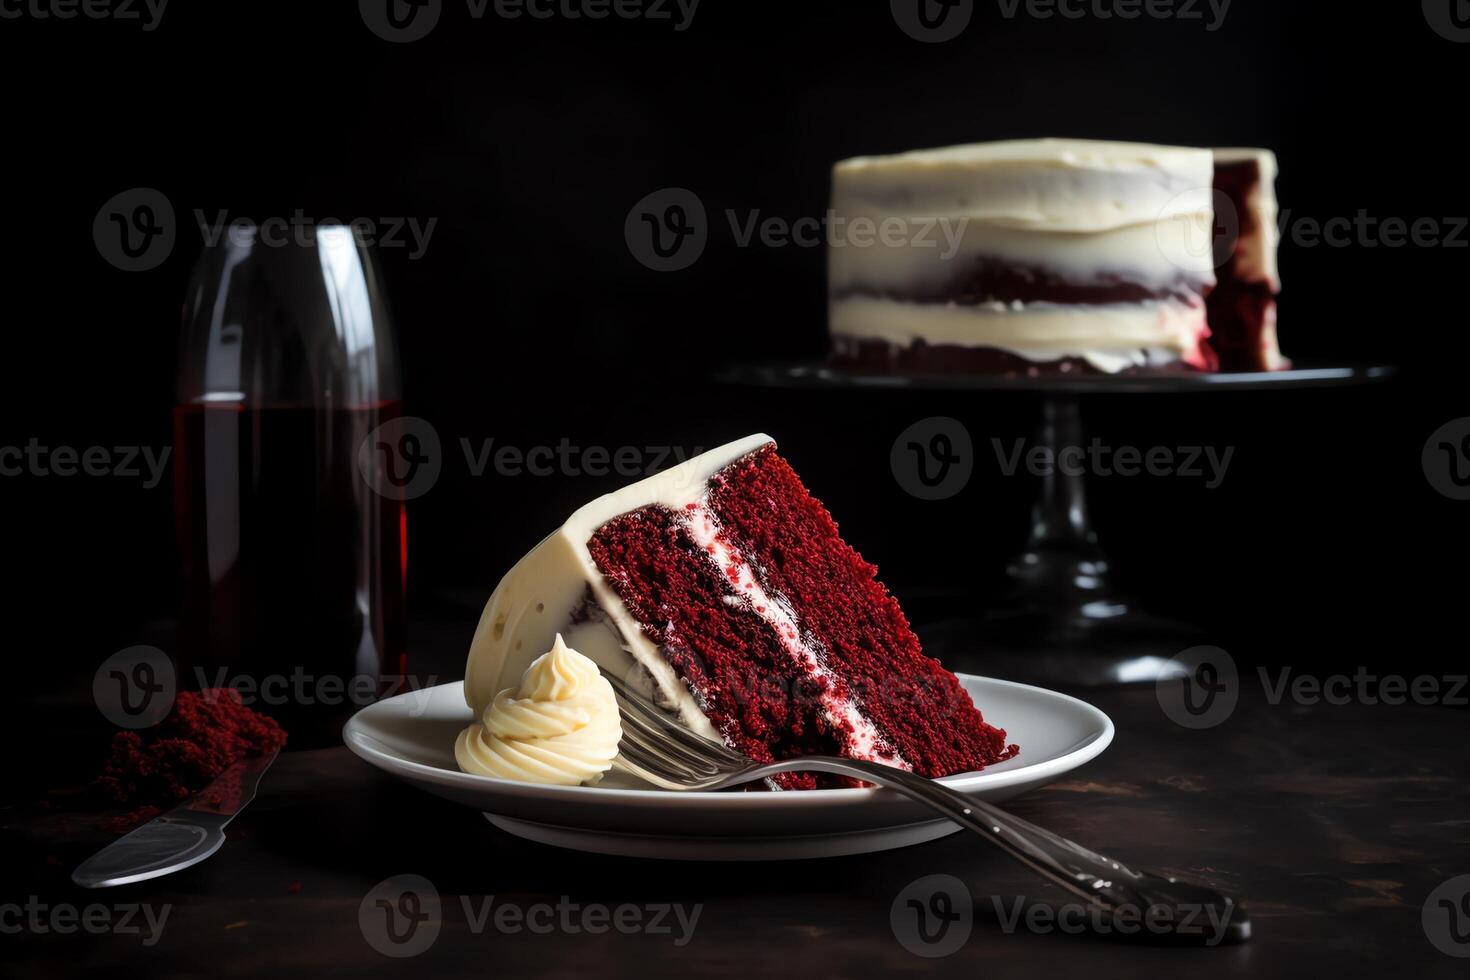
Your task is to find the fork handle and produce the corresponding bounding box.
[748,756,1248,945]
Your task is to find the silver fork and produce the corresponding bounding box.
[603,670,1249,944]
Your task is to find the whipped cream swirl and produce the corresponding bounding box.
[455,634,622,785]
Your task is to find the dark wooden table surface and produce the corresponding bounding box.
[8,643,1469,979]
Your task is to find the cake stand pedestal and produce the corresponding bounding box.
[721,363,1394,687]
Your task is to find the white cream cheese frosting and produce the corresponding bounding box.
[455,634,622,785]
[830,138,1217,292]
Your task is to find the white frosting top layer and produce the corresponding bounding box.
[455,634,622,786]
[833,138,1215,233]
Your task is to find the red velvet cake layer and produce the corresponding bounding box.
[586,444,1017,788]
[706,446,1017,777]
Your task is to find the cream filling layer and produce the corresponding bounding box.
[677,500,907,769]
[830,296,1209,374]
[827,209,1218,296]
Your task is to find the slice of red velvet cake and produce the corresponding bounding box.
[464,434,1017,789]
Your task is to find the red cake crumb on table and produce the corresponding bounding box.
[95,688,287,821]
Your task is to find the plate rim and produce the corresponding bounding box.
[342,673,1114,809]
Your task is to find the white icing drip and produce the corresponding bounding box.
[676,499,909,770]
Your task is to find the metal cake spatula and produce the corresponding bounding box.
[72,750,278,889]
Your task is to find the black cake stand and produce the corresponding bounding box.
[720,362,1395,687]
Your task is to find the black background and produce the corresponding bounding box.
[2,0,1464,764]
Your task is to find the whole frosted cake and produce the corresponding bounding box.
[828,138,1284,375]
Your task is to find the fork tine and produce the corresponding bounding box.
[601,669,749,765]
[616,719,717,777]
[615,701,726,774]
[614,737,666,773]
[613,735,702,787]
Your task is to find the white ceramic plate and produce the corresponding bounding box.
[343,675,1113,860]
